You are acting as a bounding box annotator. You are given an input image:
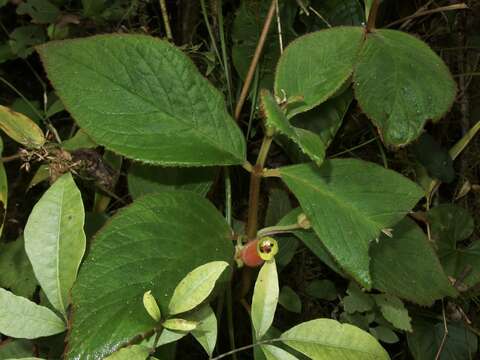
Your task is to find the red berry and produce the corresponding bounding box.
[240,240,264,268]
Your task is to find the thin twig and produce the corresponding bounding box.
[435,301,448,360]
[386,3,468,29]
[234,0,277,121]
[210,339,280,360]
[159,0,173,40]
[0,153,23,163]
[366,0,380,32]
[275,0,283,53]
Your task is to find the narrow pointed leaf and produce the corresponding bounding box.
[0,105,45,148]
[261,89,325,165]
[67,191,233,360]
[168,261,228,315]
[24,172,86,316]
[162,318,198,332]
[37,34,246,166]
[281,319,389,359]
[370,218,458,305]
[275,27,364,117]
[279,159,423,287]
[0,288,65,339]
[354,29,456,146]
[252,260,279,339]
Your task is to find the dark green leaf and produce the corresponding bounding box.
[0,237,37,298]
[413,133,454,183]
[370,218,457,305]
[278,286,302,313]
[16,0,60,24]
[128,162,215,199]
[275,27,364,117]
[305,279,337,301]
[373,294,412,332]
[407,317,477,360]
[354,29,456,146]
[343,282,374,314]
[37,34,246,166]
[67,191,233,359]
[280,159,423,287]
[9,25,46,58]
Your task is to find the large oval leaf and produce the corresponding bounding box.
[281,319,389,359]
[24,172,86,316]
[370,218,457,306]
[354,29,456,147]
[279,159,423,288]
[252,260,279,339]
[128,163,215,200]
[274,27,363,117]
[66,191,233,359]
[0,288,65,339]
[37,34,246,166]
[0,105,45,148]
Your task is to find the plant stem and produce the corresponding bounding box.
[257,223,302,238]
[210,338,280,360]
[225,282,237,360]
[159,0,173,41]
[245,135,273,240]
[217,0,234,112]
[234,0,277,121]
[366,0,380,32]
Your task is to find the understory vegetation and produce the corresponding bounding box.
[0,0,479,359]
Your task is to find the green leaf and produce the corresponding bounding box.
[9,25,46,58]
[24,172,86,316]
[61,129,96,151]
[16,0,60,24]
[370,218,457,305]
[279,159,423,287]
[428,204,480,289]
[428,204,474,248]
[66,191,233,359]
[278,89,352,164]
[82,0,107,17]
[252,260,279,339]
[162,318,198,332]
[0,339,33,358]
[413,134,454,183]
[343,282,374,314]
[103,345,150,360]
[373,294,412,332]
[281,319,389,359]
[188,305,217,357]
[128,162,215,199]
[0,105,45,148]
[261,345,299,360]
[28,164,50,189]
[277,208,344,275]
[143,290,161,322]
[407,317,477,360]
[353,29,456,147]
[275,27,364,117]
[369,326,399,344]
[306,279,337,301]
[37,34,246,166]
[261,89,325,165]
[168,261,228,315]
[0,288,65,339]
[265,188,292,227]
[0,237,37,298]
[278,286,302,314]
[10,98,42,124]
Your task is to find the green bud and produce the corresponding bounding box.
[162,318,198,332]
[143,290,161,322]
